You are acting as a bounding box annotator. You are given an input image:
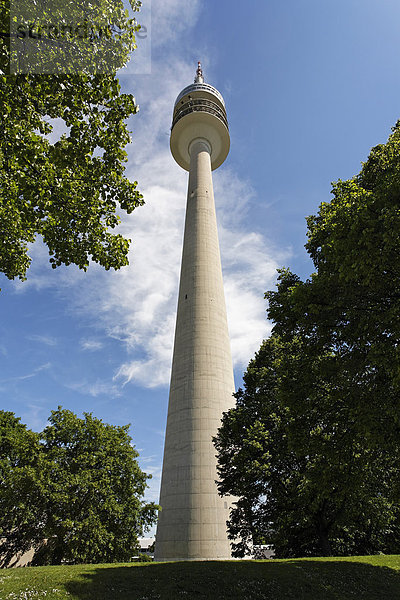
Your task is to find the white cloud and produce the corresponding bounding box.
[0,363,51,384]
[27,334,58,347]
[150,0,201,48]
[11,238,87,293]
[21,402,52,433]
[66,379,123,398]
[80,339,104,351]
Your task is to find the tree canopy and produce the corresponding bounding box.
[0,411,44,567]
[0,0,144,283]
[215,122,400,558]
[0,408,158,566]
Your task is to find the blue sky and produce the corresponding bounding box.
[2,0,400,522]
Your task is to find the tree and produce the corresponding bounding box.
[0,411,45,567]
[0,0,144,283]
[267,124,400,447]
[215,123,400,558]
[215,333,400,558]
[0,408,158,566]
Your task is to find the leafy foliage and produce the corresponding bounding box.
[0,412,45,567]
[215,335,400,558]
[7,0,141,75]
[0,408,158,566]
[0,0,144,283]
[215,123,400,558]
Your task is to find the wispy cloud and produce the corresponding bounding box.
[27,334,58,347]
[66,379,123,398]
[21,402,52,433]
[151,0,201,48]
[0,362,51,384]
[80,339,104,352]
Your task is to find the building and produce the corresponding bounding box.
[155,63,235,562]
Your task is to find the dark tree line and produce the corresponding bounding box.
[215,122,400,558]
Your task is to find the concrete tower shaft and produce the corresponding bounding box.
[155,66,234,561]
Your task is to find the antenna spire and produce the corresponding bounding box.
[195,61,204,84]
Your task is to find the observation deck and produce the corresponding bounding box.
[170,63,230,171]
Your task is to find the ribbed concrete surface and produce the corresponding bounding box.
[155,139,235,561]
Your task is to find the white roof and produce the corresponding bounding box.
[138,537,155,549]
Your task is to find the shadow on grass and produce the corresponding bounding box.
[64,558,400,600]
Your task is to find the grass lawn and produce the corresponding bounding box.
[0,555,399,600]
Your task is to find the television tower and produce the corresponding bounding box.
[154,63,235,561]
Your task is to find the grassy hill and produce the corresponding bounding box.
[0,555,399,600]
